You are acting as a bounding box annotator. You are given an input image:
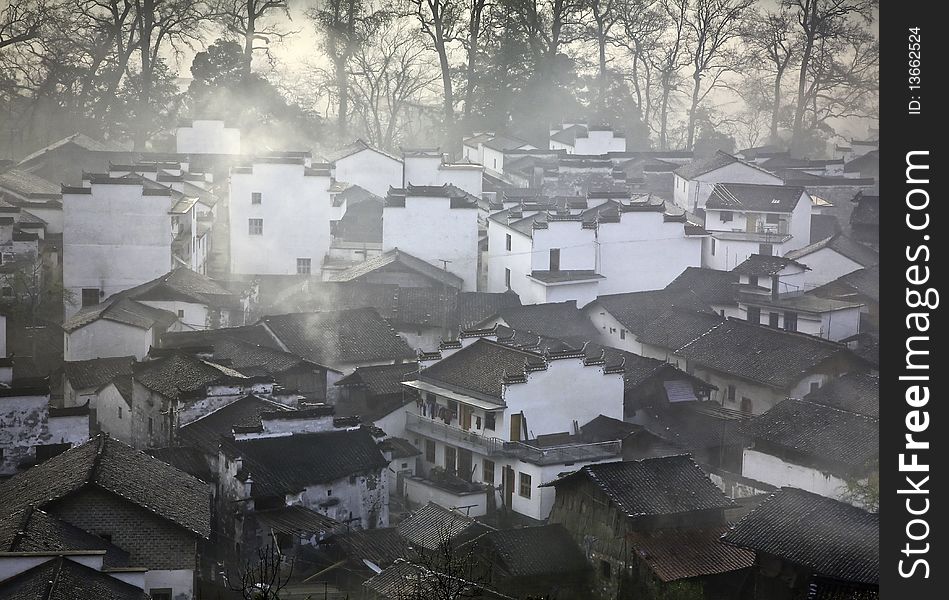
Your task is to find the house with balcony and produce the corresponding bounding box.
[672,151,783,213]
[702,183,812,271]
[401,336,626,521]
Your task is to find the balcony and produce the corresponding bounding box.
[406,413,623,465]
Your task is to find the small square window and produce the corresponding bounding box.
[251,192,262,204]
[248,218,263,235]
[483,459,495,485]
[177,309,185,318]
[727,385,736,401]
[720,211,733,223]
[519,472,532,498]
[297,258,312,275]
[505,234,512,251]
[484,413,496,431]
[600,560,612,579]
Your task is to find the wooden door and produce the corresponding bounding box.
[457,449,473,482]
[504,467,515,508]
[510,413,522,441]
[461,406,472,430]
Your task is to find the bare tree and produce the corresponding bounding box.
[682,0,754,151]
[461,0,489,121]
[349,18,440,150]
[650,0,690,150]
[614,0,666,136]
[741,8,796,143]
[406,0,463,126]
[0,0,47,50]
[224,542,295,600]
[213,0,292,76]
[783,0,877,152]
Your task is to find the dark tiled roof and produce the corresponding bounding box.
[744,399,878,472]
[397,502,491,551]
[550,124,589,145]
[63,297,178,333]
[120,267,239,309]
[665,267,740,306]
[335,363,420,397]
[0,435,211,537]
[146,445,215,482]
[579,414,643,442]
[0,168,62,199]
[785,234,879,267]
[707,183,806,212]
[331,248,464,288]
[335,526,411,568]
[475,524,588,577]
[222,429,389,497]
[0,555,146,599]
[722,488,879,585]
[261,307,416,366]
[543,456,733,518]
[843,150,879,175]
[0,507,131,568]
[420,339,543,402]
[528,269,604,283]
[159,323,280,350]
[63,356,135,390]
[363,559,514,600]
[133,353,248,400]
[636,309,725,352]
[255,506,342,537]
[591,290,713,337]
[732,254,808,276]
[202,337,323,376]
[490,300,599,343]
[178,395,291,456]
[674,319,853,390]
[638,402,750,452]
[334,191,382,243]
[810,214,841,243]
[675,151,743,179]
[455,291,522,330]
[18,132,130,165]
[802,372,878,418]
[627,526,754,582]
[812,265,880,305]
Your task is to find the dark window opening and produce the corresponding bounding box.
[549,248,560,271]
[81,288,101,307]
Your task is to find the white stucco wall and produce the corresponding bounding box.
[584,305,644,354]
[673,163,783,212]
[298,468,389,530]
[382,196,479,291]
[64,321,155,361]
[229,163,333,276]
[176,119,240,154]
[742,448,850,501]
[96,383,133,443]
[403,477,488,517]
[62,184,174,319]
[788,247,865,291]
[334,149,402,198]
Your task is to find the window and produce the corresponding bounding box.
[117,406,122,419]
[748,275,758,287]
[475,416,482,429]
[766,213,780,224]
[444,446,457,473]
[1,286,13,298]
[251,192,262,204]
[727,385,736,402]
[784,311,798,332]
[425,439,436,463]
[248,218,264,235]
[81,288,100,307]
[505,234,512,251]
[327,489,333,496]
[619,329,626,340]
[483,460,495,485]
[769,312,779,328]
[746,306,760,324]
[297,258,312,275]
[720,211,733,222]
[504,268,511,288]
[810,382,820,394]
[518,472,532,498]
[177,309,185,318]
[485,412,496,431]
[710,238,716,256]
[758,243,773,256]
[600,560,612,579]
[149,590,173,600]
[549,248,560,271]
[740,397,753,413]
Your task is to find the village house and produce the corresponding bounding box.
[549,124,627,154]
[331,247,464,290]
[217,413,390,566]
[0,435,211,600]
[740,397,878,505]
[402,148,485,199]
[648,317,865,414]
[334,362,421,440]
[228,155,340,277]
[702,183,812,271]
[784,232,879,290]
[664,266,742,317]
[402,335,625,521]
[672,151,783,213]
[382,185,480,291]
[0,553,148,599]
[811,265,880,333]
[731,254,864,341]
[544,456,754,600]
[13,133,132,186]
[0,168,64,234]
[62,355,135,425]
[175,119,241,155]
[486,194,705,305]
[722,487,878,600]
[322,184,385,275]
[848,191,879,246]
[466,524,591,599]
[0,378,90,476]
[63,298,178,362]
[328,139,403,198]
[474,300,599,347]
[462,133,535,175]
[362,558,516,600]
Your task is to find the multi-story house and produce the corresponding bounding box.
[672,151,783,213]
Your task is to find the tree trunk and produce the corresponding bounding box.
[243,1,256,77]
[770,66,785,141]
[791,0,817,150]
[686,70,701,150]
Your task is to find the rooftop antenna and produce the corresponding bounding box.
[436,258,452,270]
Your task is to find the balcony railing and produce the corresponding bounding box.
[406,413,623,465]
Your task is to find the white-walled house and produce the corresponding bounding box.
[402,336,625,521]
[63,297,180,361]
[784,234,879,291]
[486,195,705,305]
[672,151,783,213]
[329,140,403,199]
[461,133,534,175]
[549,124,627,154]
[382,185,480,291]
[703,183,812,271]
[175,119,241,155]
[402,149,484,199]
[62,178,180,319]
[228,157,339,276]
